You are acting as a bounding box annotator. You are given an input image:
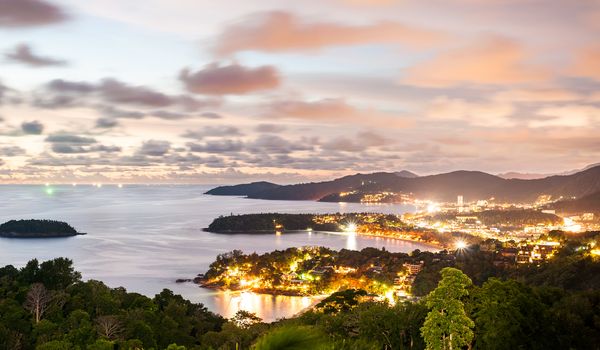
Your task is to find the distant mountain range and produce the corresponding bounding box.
[498,163,600,180]
[206,165,600,204]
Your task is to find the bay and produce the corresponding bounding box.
[0,184,436,321]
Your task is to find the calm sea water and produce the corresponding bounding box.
[0,184,435,321]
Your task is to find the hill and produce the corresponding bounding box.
[551,191,600,214]
[206,166,600,203]
[395,170,419,178]
[205,181,281,196]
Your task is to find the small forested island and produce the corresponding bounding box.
[0,219,84,238]
[205,212,475,248]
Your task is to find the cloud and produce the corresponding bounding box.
[531,105,600,128]
[21,120,44,134]
[182,125,242,140]
[99,79,173,107]
[39,78,220,110]
[255,123,286,133]
[187,140,244,153]
[570,45,600,81]
[45,134,96,144]
[214,11,444,55]
[5,44,66,67]
[51,144,121,154]
[492,88,582,102]
[0,146,25,156]
[246,135,315,154]
[138,140,171,156]
[179,63,280,95]
[0,0,67,27]
[403,35,548,87]
[95,117,118,128]
[424,96,515,127]
[321,131,388,152]
[44,133,121,154]
[262,98,409,127]
[200,112,223,119]
[265,98,357,121]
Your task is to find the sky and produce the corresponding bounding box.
[0,0,599,184]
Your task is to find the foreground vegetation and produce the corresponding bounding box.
[2,231,600,349]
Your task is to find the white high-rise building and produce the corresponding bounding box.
[457,195,464,213]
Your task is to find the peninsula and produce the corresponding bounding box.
[205,212,475,248]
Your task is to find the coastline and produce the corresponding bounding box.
[204,227,445,251]
[0,232,86,238]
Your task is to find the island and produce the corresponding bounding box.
[0,219,84,238]
[204,212,475,248]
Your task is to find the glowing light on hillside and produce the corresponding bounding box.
[455,240,467,249]
[563,217,582,232]
[45,187,54,196]
[590,249,600,257]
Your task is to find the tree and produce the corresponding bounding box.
[24,283,52,324]
[252,325,331,350]
[421,267,474,350]
[315,289,368,314]
[35,340,73,350]
[231,310,262,329]
[96,315,124,340]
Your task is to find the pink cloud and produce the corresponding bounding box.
[403,35,548,87]
[214,11,444,55]
[571,45,600,81]
[180,62,280,95]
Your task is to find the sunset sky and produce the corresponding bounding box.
[0,0,599,183]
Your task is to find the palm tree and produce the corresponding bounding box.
[252,325,331,350]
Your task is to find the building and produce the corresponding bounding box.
[403,261,424,275]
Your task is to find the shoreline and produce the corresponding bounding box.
[204,228,445,251]
[0,232,86,238]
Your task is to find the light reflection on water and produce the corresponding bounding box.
[0,184,436,321]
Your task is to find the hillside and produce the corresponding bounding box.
[206,166,600,203]
[205,181,281,196]
[551,191,600,214]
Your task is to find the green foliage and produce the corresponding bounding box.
[252,325,331,350]
[421,267,474,350]
[166,344,187,350]
[231,310,262,329]
[35,340,73,350]
[0,258,225,350]
[315,289,368,314]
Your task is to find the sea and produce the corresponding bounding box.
[0,184,436,321]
